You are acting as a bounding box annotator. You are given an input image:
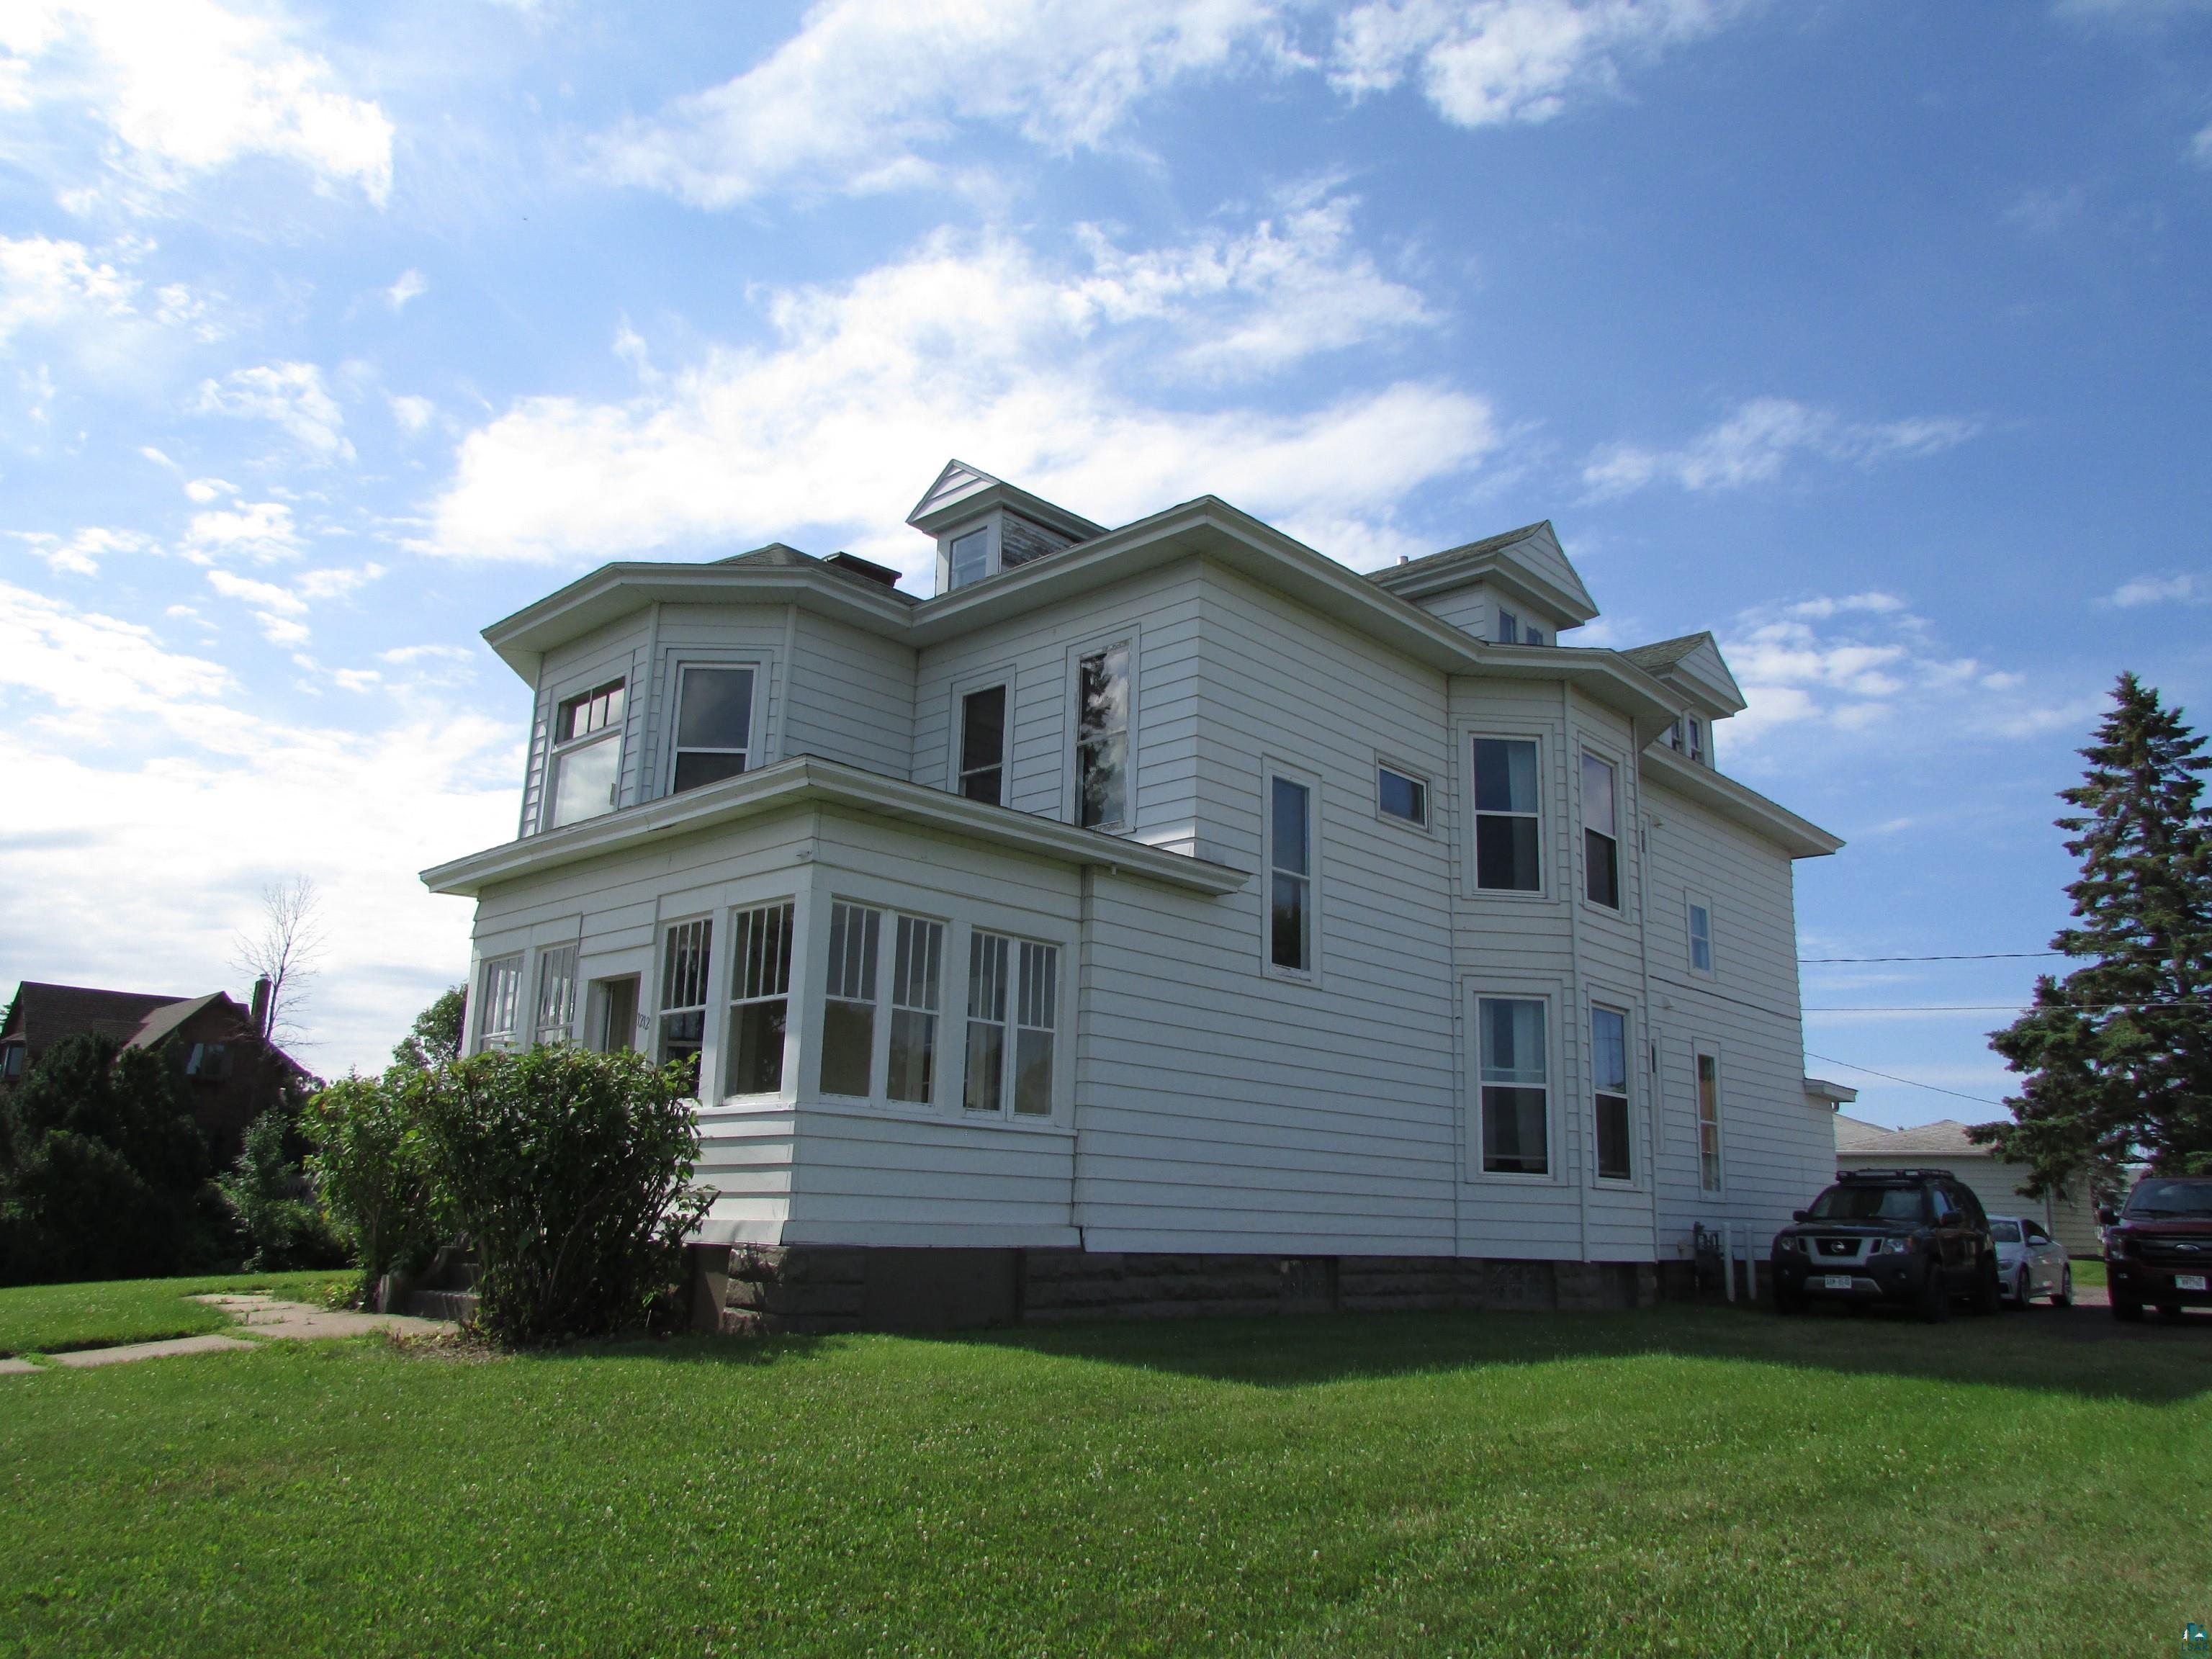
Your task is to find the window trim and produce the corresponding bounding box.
[817,899,883,1101]
[1590,1000,1636,1187]
[953,675,1013,806]
[1063,627,1139,833]
[1467,983,1561,1184]
[665,661,764,799]
[1694,1040,1725,1197]
[961,925,1065,1120]
[1467,729,1548,900]
[945,523,994,590]
[1685,892,1715,978]
[1375,756,1431,833]
[722,898,796,1101]
[1579,747,1624,913]
[1261,758,1321,982]
[655,915,714,1087]
[541,678,627,832]
[534,943,580,1046]
[475,952,524,1053]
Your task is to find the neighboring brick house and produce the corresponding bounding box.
[0,979,311,1161]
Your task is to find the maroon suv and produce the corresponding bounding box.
[2101,1177,2212,1322]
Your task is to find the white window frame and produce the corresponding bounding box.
[1262,758,1321,981]
[1063,627,1138,832]
[945,523,994,591]
[542,678,626,832]
[1579,747,1624,913]
[1694,1041,1725,1196]
[534,943,579,1046]
[475,953,523,1053]
[1685,893,1715,978]
[1467,730,1547,899]
[1590,1000,1635,1187]
[814,898,953,1109]
[961,927,1064,1120]
[886,912,947,1106]
[655,915,714,1082]
[1375,756,1431,833]
[723,899,796,1100]
[949,670,1015,806]
[1468,985,1559,1182]
[665,661,764,799]
[817,899,882,1100]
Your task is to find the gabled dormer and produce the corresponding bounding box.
[909,461,1107,596]
[1622,632,1746,766]
[1367,521,1599,646]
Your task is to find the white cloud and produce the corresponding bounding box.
[2106,571,2208,607]
[424,220,1496,578]
[0,581,513,1074]
[194,359,352,460]
[388,392,436,436]
[0,233,135,345]
[1582,397,1979,496]
[181,497,305,563]
[10,523,159,575]
[2193,122,2212,168]
[206,559,384,646]
[0,0,394,204]
[385,268,428,310]
[183,475,233,503]
[1331,0,1743,127]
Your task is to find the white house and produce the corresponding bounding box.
[423,462,1845,1330]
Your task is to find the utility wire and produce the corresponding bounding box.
[1799,951,2063,963]
[1803,1051,2008,1109]
[1808,1000,2205,1013]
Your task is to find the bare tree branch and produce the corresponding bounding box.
[231,875,326,1051]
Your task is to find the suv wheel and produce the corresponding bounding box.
[1771,1277,1805,1316]
[1971,1257,2002,1316]
[2050,1266,2072,1308]
[1917,1263,1951,1323]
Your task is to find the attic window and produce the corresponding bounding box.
[1686,716,1705,765]
[0,1042,21,1080]
[948,527,992,590]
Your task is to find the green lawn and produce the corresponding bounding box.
[0,1270,351,1357]
[1,1300,2206,1658]
[2069,1256,2107,1290]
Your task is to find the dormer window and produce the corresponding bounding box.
[1686,716,1705,765]
[547,679,625,830]
[1497,609,1519,644]
[948,526,992,590]
[1523,626,1544,647]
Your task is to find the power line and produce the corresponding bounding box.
[1799,951,2063,963]
[1808,1000,2205,1013]
[1803,1050,2008,1109]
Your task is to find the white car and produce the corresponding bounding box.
[1990,1215,2073,1307]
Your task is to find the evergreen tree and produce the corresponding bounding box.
[1977,674,2212,1187]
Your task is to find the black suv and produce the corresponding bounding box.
[2100,1176,2212,1322]
[1769,1168,2001,1320]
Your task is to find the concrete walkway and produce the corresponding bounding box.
[4,1292,454,1372]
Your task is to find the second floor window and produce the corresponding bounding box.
[1473,737,1540,891]
[1076,642,1129,830]
[547,680,624,829]
[673,667,754,794]
[1582,752,1620,909]
[959,685,1006,806]
[1497,608,1519,644]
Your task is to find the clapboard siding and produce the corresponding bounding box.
[782,609,916,778]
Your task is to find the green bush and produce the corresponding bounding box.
[413,1047,709,1344]
[303,1071,438,1304]
[219,1109,346,1273]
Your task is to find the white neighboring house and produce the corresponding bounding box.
[1833,1115,2103,1256]
[423,462,1846,1329]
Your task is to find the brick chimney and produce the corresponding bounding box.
[250,976,271,1038]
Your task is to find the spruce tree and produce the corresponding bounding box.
[1977,674,2212,1187]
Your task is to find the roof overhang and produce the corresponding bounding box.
[1642,745,1843,859]
[1804,1076,1859,1108]
[421,754,1251,900]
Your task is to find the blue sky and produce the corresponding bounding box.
[2,0,2208,1111]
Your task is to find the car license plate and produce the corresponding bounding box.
[1823,1274,1854,1290]
[2178,1274,2208,1292]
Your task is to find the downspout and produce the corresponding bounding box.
[639,601,662,806]
[1635,747,1663,1273]
[1449,691,1468,1264]
[1073,863,1097,1251]
[1563,680,1590,1269]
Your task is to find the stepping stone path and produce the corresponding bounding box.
[4,1293,454,1372]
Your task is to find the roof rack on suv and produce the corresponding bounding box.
[1835,1168,1951,1182]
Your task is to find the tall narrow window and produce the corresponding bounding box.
[959,685,1007,806]
[948,526,991,590]
[726,902,793,1096]
[1076,642,1130,830]
[1686,716,1705,765]
[1013,940,1058,1115]
[477,955,522,1052]
[1269,774,1313,972]
[1668,719,1685,753]
[1697,1052,1723,1192]
[887,915,944,1105]
[1687,902,1713,974]
[672,666,754,794]
[1473,738,1541,891]
[658,920,711,1087]
[964,931,1009,1114]
[1496,609,1519,644]
[1479,997,1548,1175]
[534,945,577,1046]
[547,680,625,829]
[1582,752,1620,909]
[1593,1006,1632,1182]
[820,902,880,1097]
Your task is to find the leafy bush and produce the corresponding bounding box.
[303,1071,438,1304]
[219,1109,346,1272]
[413,1047,709,1344]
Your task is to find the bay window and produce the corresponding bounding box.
[671,666,754,794]
[1479,996,1549,1175]
[887,916,945,1105]
[725,902,793,1096]
[1582,752,1620,909]
[820,902,880,1097]
[1473,737,1541,891]
[477,954,522,1052]
[657,918,711,1086]
[534,945,577,1046]
[547,680,624,829]
[966,930,1058,1117]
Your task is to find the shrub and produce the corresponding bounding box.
[303,1071,438,1304]
[220,1108,346,1272]
[413,1046,709,1344]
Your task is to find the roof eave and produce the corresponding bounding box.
[1642,745,1844,858]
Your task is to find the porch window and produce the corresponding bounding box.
[964,932,1008,1114]
[725,902,793,1096]
[1076,642,1130,830]
[534,945,577,1045]
[965,932,1058,1116]
[477,954,522,1052]
[1593,1005,1632,1182]
[1013,940,1058,1115]
[1479,996,1548,1175]
[657,918,712,1087]
[1582,752,1620,909]
[547,680,624,830]
[672,666,754,794]
[1473,737,1540,891]
[959,685,1007,806]
[887,916,945,1104]
[1697,1052,1723,1192]
[819,902,880,1097]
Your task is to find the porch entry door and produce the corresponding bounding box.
[595,977,639,1053]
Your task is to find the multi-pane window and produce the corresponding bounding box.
[1269,775,1313,973]
[1473,737,1541,891]
[726,902,793,1096]
[1687,901,1713,974]
[547,680,624,829]
[948,526,991,590]
[477,954,522,1051]
[1377,764,1427,828]
[1076,642,1130,830]
[1696,1052,1723,1192]
[534,945,577,1046]
[1479,997,1548,1175]
[672,666,754,794]
[959,685,1007,806]
[1592,1006,1632,1182]
[1581,752,1620,909]
[819,902,881,1097]
[965,932,1058,1116]
[887,916,944,1104]
[658,920,712,1086]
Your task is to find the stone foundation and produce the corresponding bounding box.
[690,1245,1664,1335]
